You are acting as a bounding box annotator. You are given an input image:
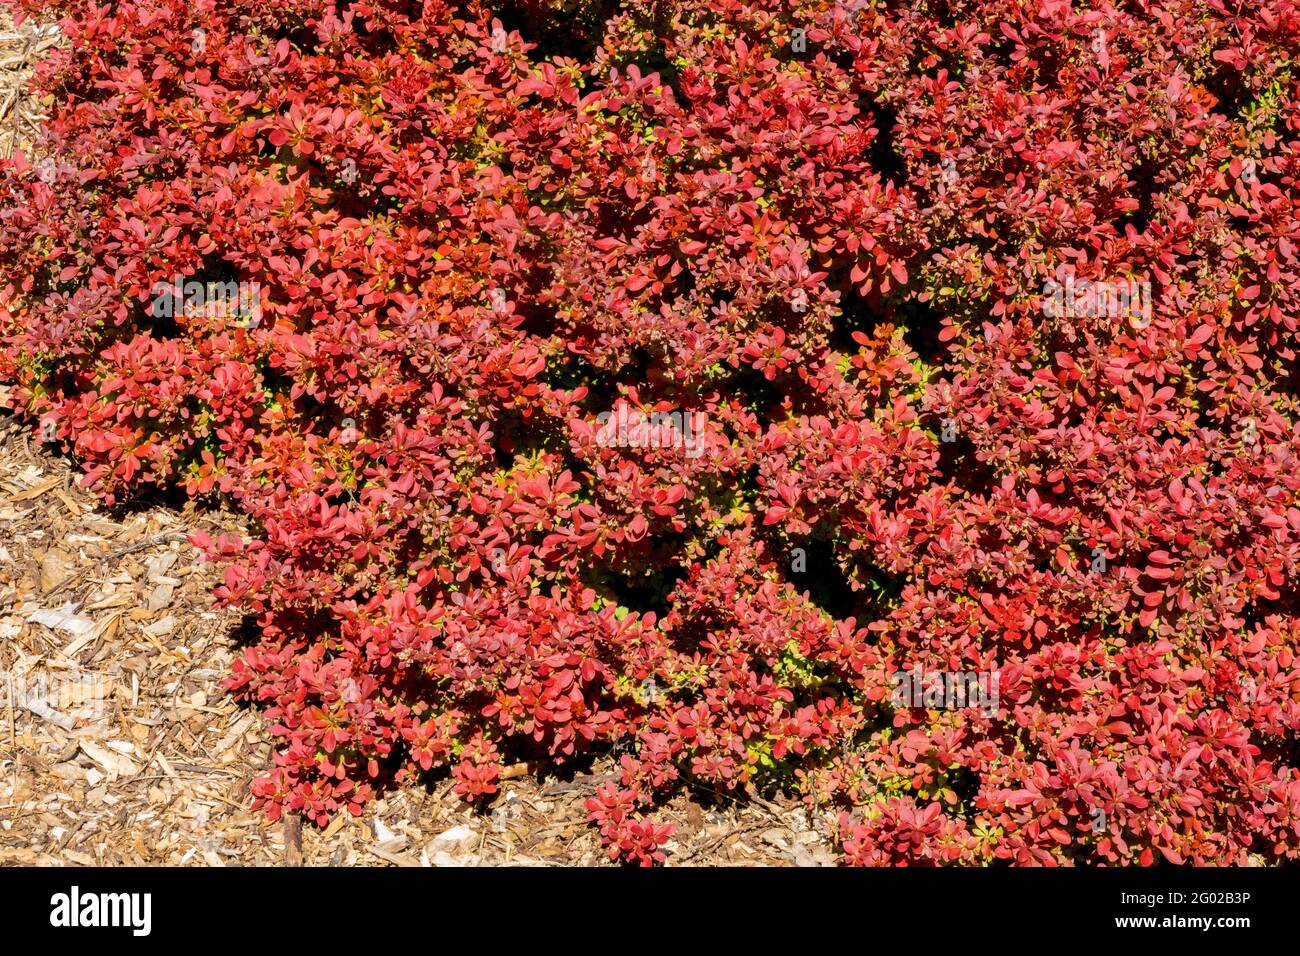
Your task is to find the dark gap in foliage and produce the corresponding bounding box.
[195,254,245,297]
[250,366,292,411]
[784,536,861,621]
[858,95,905,185]
[850,553,905,612]
[285,384,326,426]
[595,194,659,238]
[640,352,705,408]
[828,48,855,72]
[984,38,1018,73]
[1116,158,1158,234]
[1227,214,1252,233]
[100,480,196,519]
[584,542,690,621]
[494,0,619,62]
[931,0,959,30]
[549,351,621,411]
[228,613,265,650]
[587,339,714,415]
[1241,587,1300,634]
[661,612,713,660]
[141,299,181,341]
[725,362,789,430]
[936,428,998,497]
[1271,352,1300,400]
[513,297,558,341]
[828,282,889,354]
[141,258,243,340]
[262,20,320,54]
[621,344,656,389]
[673,268,698,300]
[473,751,602,790]
[330,174,403,220]
[947,764,981,808]
[1190,398,1229,439]
[142,258,249,339]
[1202,63,1252,118]
[782,373,836,419]
[491,405,569,468]
[895,296,951,367]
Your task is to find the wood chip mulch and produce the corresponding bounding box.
[0,9,58,160]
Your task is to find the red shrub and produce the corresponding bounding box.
[3,0,1300,864]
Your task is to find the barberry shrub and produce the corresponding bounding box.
[3,0,1300,865]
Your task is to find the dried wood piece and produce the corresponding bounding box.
[283,814,302,866]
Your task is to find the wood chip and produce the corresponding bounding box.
[63,610,120,658]
[79,740,141,779]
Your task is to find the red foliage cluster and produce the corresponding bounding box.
[3,0,1300,865]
